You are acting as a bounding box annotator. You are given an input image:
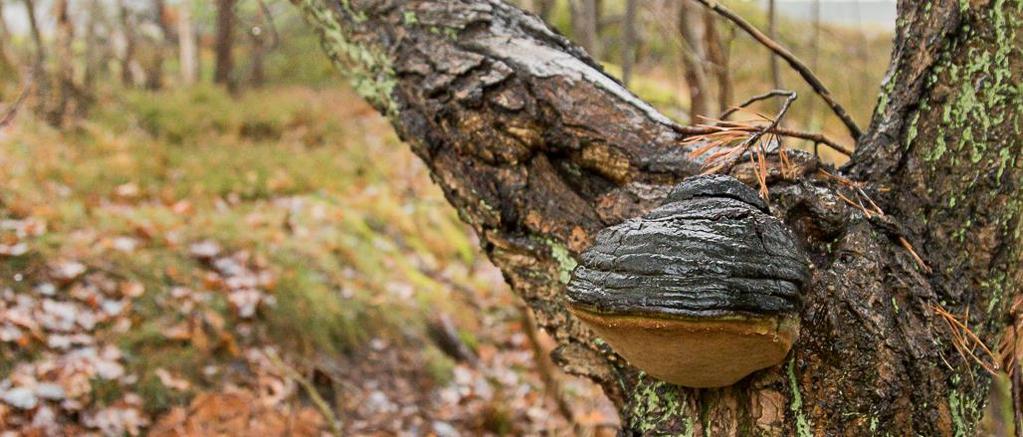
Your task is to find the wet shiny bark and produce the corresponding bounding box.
[292,0,1023,434]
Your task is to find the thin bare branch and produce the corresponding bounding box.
[265,349,344,437]
[720,89,791,120]
[691,0,863,141]
[0,80,31,129]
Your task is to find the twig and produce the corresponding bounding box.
[723,90,796,173]
[265,349,344,437]
[0,82,31,129]
[1012,321,1023,436]
[691,0,863,140]
[518,304,575,423]
[678,124,851,156]
[933,305,1000,375]
[898,236,932,274]
[719,89,792,120]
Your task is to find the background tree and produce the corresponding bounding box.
[767,0,781,92]
[247,0,280,87]
[146,0,172,90]
[290,0,1023,434]
[0,0,15,79]
[118,0,137,86]
[178,0,198,85]
[215,0,237,91]
[23,0,48,109]
[570,0,600,60]
[678,0,711,119]
[620,0,637,86]
[51,0,76,124]
[83,0,104,89]
[703,9,731,115]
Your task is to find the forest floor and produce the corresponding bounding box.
[0,85,617,435]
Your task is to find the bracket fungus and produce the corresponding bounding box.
[567,175,809,387]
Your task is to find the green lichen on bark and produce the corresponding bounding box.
[291,0,398,116]
[546,240,577,284]
[787,358,812,437]
[905,1,1023,432]
[625,379,694,434]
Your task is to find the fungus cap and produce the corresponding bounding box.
[567,175,809,387]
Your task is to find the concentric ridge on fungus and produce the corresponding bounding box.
[566,175,809,387]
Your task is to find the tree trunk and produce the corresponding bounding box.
[0,0,15,79]
[290,0,1023,434]
[570,0,601,60]
[83,0,103,90]
[146,0,171,90]
[678,0,711,120]
[703,8,731,115]
[621,0,637,86]
[534,0,554,23]
[767,0,781,92]
[178,0,198,85]
[805,0,820,128]
[23,0,48,107]
[214,0,237,91]
[51,0,77,125]
[119,0,137,86]
[248,0,278,88]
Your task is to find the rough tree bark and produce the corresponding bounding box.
[291,0,1022,434]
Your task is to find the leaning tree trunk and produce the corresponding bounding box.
[291,0,1022,434]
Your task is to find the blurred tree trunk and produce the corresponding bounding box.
[570,0,600,60]
[214,0,238,91]
[23,0,49,112]
[51,0,78,124]
[767,0,781,92]
[678,1,710,119]
[292,0,1022,434]
[118,0,137,86]
[0,0,15,78]
[806,0,820,128]
[534,0,554,23]
[178,0,198,85]
[703,9,731,114]
[620,0,637,86]
[146,0,172,90]
[83,0,103,90]
[248,0,278,87]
